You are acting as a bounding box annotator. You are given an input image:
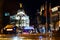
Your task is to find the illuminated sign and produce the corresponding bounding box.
[5,13,10,16]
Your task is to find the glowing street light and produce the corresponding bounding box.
[51,6,58,12]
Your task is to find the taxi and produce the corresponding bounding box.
[3,24,17,34]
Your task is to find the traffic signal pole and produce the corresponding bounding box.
[44,1,48,40]
[49,3,53,40]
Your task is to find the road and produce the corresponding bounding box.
[0,33,56,40]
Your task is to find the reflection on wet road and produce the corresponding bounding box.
[0,34,57,40]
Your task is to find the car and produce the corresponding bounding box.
[22,26,35,34]
[3,24,17,34]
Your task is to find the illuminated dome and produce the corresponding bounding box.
[17,10,25,15]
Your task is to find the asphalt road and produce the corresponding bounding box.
[0,33,56,40]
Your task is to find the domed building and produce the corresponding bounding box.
[15,9,29,27]
[10,3,30,27]
[10,3,30,28]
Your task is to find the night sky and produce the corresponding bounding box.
[3,0,60,15]
[3,0,60,25]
